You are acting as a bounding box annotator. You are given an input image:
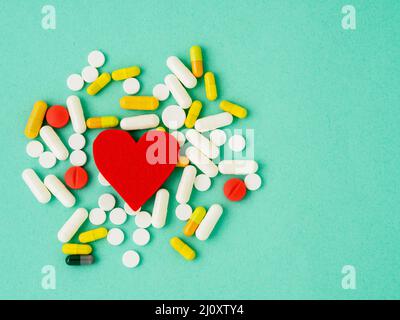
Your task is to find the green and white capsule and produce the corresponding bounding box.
[65,255,94,266]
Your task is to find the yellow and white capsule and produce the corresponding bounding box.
[120,96,159,110]
[111,66,141,81]
[184,100,202,129]
[190,45,203,78]
[170,237,196,261]
[204,72,218,101]
[79,227,108,243]
[176,155,189,168]
[62,243,92,255]
[183,206,206,237]
[86,116,119,129]
[24,101,48,139]
[87,72,111,96]
[220,100,247,119]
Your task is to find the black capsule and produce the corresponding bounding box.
[66,255,94,266]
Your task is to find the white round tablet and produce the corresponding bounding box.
[107,228,124,246]
[109,208,127,225]
[228,134,246,152]
[152,83,170,101]
[175,204,193,221]
[135,211,152,228]
[171,131,186,147]
[210,129,227,147]
[69,150,87,166]
[122,250,140,268]
[245,173,262,191]
[194,174,211,191]
[68,133,86,150]
[162,105,186,130]
[98,172,110,186]
[123,78,140,95]
[89,208,106,226]
[98,193,116,211]
[124,202,141,216]
[88,50,105,68]
[26,140,44,158]
[39,151,56,169]
[67,74,84,91]
[132,228,150,246]
[81,65,99,83]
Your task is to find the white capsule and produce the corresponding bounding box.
[151,189,169,229]
[196,204,223,241]
[57,208,88,243]
[166,56,197,89]
[186,129,219,159]
[218,160,258,175]
[44,175,76,208]
[120,114,160,131]
[194,112,233,133]
[185,146,218,178]
[164,74,192,109]
[39,126,69,161]
[176,165,197,204]
[22,169,51,204]
[66,95,86,134]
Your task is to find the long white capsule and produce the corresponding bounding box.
[196,204,223,241]
[152,189,169,229]
[120,114,160,130]
[194,112,233,132]
[164,74,192,109]
[166,56,197,89]
[176,165,197,204]
[57,208,88,243]
[218,160,258,175]
[185,129,219,159]
[22,169,51,204]
[66,95,86,134]
[185,146,218,178]
[44,175,76,208]
[39,125,69,160]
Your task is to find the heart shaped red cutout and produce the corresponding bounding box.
[93,129,179,211]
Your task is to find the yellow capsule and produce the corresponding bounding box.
[24,101,47,139]
[86,116,119,129]
[170,237,196,261]
[184,100,202,129]
[62,243,92,255]
[190,46,203,78]
[176,155,189,168]
[183,206,206,237]
[155,126,166,132]
[220,100,248,119]
[204,72,218,101]
[120,96,159,110]
[111,66,141,81]
[79,227,108,243]
[87,72,111,96]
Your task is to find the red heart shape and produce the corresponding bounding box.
[93,129,179,211]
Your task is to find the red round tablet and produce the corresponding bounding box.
[223,178,247,201]
[64,166,89,190]
[46,105,69,128]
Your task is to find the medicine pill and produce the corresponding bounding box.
[69,150,87,167]
[22,169,51,204]
[89,208,106,226]
[184,100,202,128]
[46,105,70,128]
[196,204,223,241]
[57,208,89,243]
[152,189,169,229]
[170,237,196,261]
[62,243,92,255]
[171,131,186,147]
[195,112,233,132]
[194,174,211,192]
[66,255,94,266]
[98,193,116,211]
[122,250,140,268]
[39,151,57,169]
[67,74,84,91]
[66,95,86,134]
[135,211,152,229]
[223,178,247,201]
[175,204,193,221]
[26,140,44,158]
[162,105,186,130]
[164,74,192,109]
[40,125,69,161]
[176,165,196,204]
[190,45,203,78]
[79,227,108,243]
[152,83,170,101]
[109,208,127,225]
[87,116,119,129]
[209,129,227,147]
[88,50,105,68]
[244,173,262,191]
[228,134,246,152]
[44,175,76,208]
[81,65,99,83]
[112,66,141,81]
[24,100,48,139]
[120,96,159,110]
[220,100,248,119]
[87,72,111,95]
[107,228,124,246]
[186,129,219,159]
[218,160,258,175]
[124,203,141,216]
[185,146,218,178]
[204,72,217,101]
[97,172,110,186]
[132,228,150,246]
[166,56,197,89]
[68,133,86,150]
[176,155,189,168]
[64,166,88,189]
[123,78,140,95]
[120,114,160,130]
[183,206,206,237]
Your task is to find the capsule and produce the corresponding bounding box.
[151,189,169,229]
[185,146,219,178]
[184,100,202,129]
[58,208,88,243]
[204,72,218,101]
[24,101,48,139]
[218,160,258,175]
[86,116,119,129]
[190,46,203,78]
[220,100,247,119]
[164,74,192,109]
[166,56,197,89]
[170,237,196,261]
[176,165,197,204]
[79,227,108,243]
[155,126,166,132]
[66,255,94,266]
[44,175,76,208]
[183,206,206,236]
[39,125,69,161]
[87,72,111,96]
[176,155,189,168]
[66,95,86,134]
[185,129,219,159]
[195,112,233,133]
[120,96,159,110]
[196,204,223,241]
[120,114,160,130]
[62,243,92,255]
[111,66,141,81]
[22,169,51,204]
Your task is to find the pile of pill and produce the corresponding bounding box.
[22,46,263,268]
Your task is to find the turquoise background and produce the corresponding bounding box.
[0,0,399,299]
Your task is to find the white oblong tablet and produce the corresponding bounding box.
[194,174,211,192]
[176,165,197,204]
[57,208,88,243]
[195,204,223,241]
[81,65,99,83]
[166,56,197,89]
[68,133,86,150]
[88,50,105,68]
[195,112,233,133]
[218,160,258,175]
[44,175,75,208]
[39,151,57,169]
[66,95,86,134]
[124,203,141,216]
[98,193,116,211]
[67,74,84,91]
[175,204,192,221]
[69,150,87,166]
[110,207,127,225]
[22,169,51,204]
[98,172,110,186]
[132,228,150,246]
[39,125,69,161]
[135,211,152,228]
[162,105,186,130]
[245,173,262,191]
[228,134,246,152]
[89,208,106,225]
[123,78,140,95]
[210,129,227,147]
[152,189,169,229]
[107,228,124,246]
[185,146,218,178]
[120,114,160,131]
[186,129,219,159]
[153,83,170,101]
[26,140,44,158]
[170,131,186,147]
[164,74,192,109]
[122,250,140,268]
